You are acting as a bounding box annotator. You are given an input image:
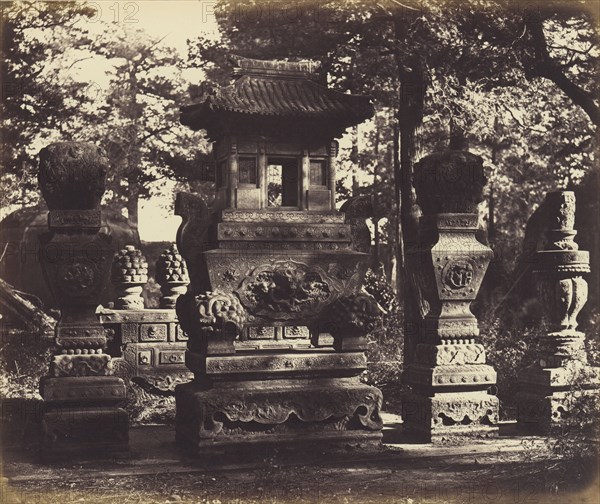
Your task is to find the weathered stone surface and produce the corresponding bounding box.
[38,142,108,211]
[175,378,382,450]
[37,141,128,457]
[517,191,598,434]
[174,55,382,452]
[415,343,486,366]
[111,245,148,310]
[402,392,499,442]
[402,150,499,442]
[50,353,113,377]
[98,307,191,392]
[156,243,189,309]
[404,364,497,390]
[41,406,129,458]
[40,376,126,402]
[187,350,367,378]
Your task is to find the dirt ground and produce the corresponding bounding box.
[2,420,599,504]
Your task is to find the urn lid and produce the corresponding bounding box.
[38,142,108,210]
[414,150,486,215]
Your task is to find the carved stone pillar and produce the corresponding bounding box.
[517,191,599,433]
[111,245,148,309]
[156,244,189,309]
[37,142,128,457]
[402,150,499,442]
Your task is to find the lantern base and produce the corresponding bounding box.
[175,375,383,455]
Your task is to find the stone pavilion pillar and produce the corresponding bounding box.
[402,150,499,442]
[517,191,599,433]
[37,142,128,457]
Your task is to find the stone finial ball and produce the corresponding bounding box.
[414,150,486,215]
[38,142,109,210]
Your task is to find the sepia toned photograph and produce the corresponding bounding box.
[0,0,598,502]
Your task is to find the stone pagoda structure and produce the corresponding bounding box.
[402,150,499,442]
[517,191,599,433]
[174,56,383,452]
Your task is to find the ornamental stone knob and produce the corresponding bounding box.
[111,245,148,310]
[156,244,190,309]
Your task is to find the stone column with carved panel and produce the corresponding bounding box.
[37,142,128,457]
[402,150,499,442]
[517,191,599,434]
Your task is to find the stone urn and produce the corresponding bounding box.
[39,142,108,211]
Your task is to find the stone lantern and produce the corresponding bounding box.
[174,56,383,452]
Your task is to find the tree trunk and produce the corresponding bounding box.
[126,189,139,229]
[392,121,403,296]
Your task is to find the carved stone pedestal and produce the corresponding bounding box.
[402,151,499,442]
[37,142,128,457]
[40,376,128,458]
[98,307,192,392]
[517,191,599,434]
[176,351,382,453]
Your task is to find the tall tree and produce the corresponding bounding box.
[0,0,95,208]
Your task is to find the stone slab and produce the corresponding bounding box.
[40,376,126,403]
[40,406,129,460]
[186,350,367,378]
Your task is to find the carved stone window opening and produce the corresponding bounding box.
[309,159,327,186]
[238,156,257,186]
[267,157,299,208]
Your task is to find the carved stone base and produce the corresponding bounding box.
[516,364,600,434]
[40,406,129,459]
[175,377,383,454]
[402,392,499,442]
[39,375,129,458]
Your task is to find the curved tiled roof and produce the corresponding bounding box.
[181,56,374,132]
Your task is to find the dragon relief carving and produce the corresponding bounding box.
[194,290,247,334]
[236,261,338,320]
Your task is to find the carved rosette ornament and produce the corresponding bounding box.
[156,244,190,309]
[37,142,128,457]
[402,150,499,442]
[517,191,599,434]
